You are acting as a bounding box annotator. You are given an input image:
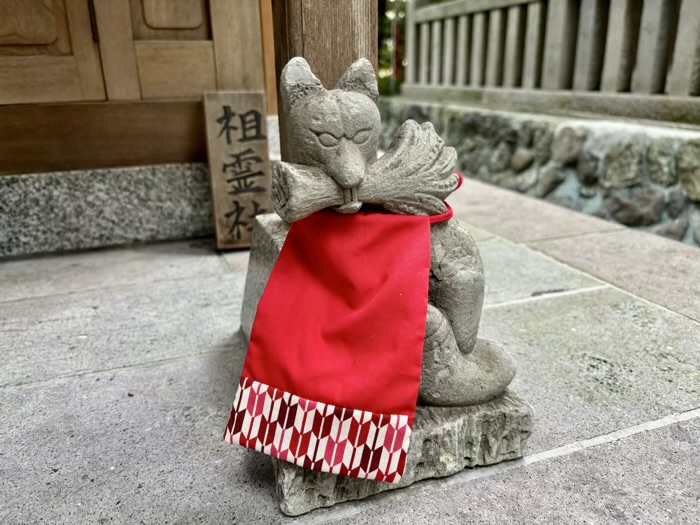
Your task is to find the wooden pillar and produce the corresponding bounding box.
[272,0,378,160]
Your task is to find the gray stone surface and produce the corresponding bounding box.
[273,391,533,516]
[648,137,677,186]
[479,240,601,305]
[510,146,534,173]
[552,126,586,166]
[327,419,700,525]
[0,267,244,387]
[678,139,700,201]
[0,163,214,258]
[0,346,289,525]
[480,286,700,454]
[533,229,700,323]
[603,187,665,226]
[536,163,567,197]
[650,217,689,241]
[1,116,281,259]
[0,239,225,303]
[380,98,700,246]
[600,136,644,189]
[448,178,623,243]
[3,182,700,523]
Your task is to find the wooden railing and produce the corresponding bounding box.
[403,0,700,123]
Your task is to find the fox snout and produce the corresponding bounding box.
[327,139,367,190]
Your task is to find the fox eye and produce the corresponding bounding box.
[352,129,371,144]
[315,132,339,147]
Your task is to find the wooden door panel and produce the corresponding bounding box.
[135,41,217,98]
[129,0,210,41]
[0,0,105,104]
[0,0,104,101]
[142,0,205,30]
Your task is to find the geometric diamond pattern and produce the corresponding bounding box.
[224,376,413,484]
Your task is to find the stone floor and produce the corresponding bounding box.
[1,179,699,524]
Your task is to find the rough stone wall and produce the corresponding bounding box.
[379,98,700,247]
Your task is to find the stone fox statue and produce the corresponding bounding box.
[271,57,515,407]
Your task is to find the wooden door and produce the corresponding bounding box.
[92,0,266,101]
[0,0,105,104]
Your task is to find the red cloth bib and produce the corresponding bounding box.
[225,205,454,483]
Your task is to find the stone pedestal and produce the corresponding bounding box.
[240,214,534,516]
[273,391,533,516]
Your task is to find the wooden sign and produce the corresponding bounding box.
[204,91,271,249]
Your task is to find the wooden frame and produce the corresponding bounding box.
[0,101,207,176]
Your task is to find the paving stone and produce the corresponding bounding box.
[479,240,600,305]
[238,217,599,341]
[479,287,700,453]
[0,349,289,525]
[326,418,700,525]
[0,273,245,387]
[532,229,700,322]
[449,179,623,243]
[0,240,228,303]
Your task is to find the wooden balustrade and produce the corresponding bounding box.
[403,0,700,123]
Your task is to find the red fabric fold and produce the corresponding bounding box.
[226,187,459,482]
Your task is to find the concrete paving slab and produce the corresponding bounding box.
[0,273,245,387]
[324,418,700,525]
[449,179,623,243]
[532,229,700,322]
[0,239,228,303]
[479,240,601,305]
[0,346,290,525]
[459,222,496,243]
[479,287,700,453]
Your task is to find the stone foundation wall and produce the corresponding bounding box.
[379,98,700,247]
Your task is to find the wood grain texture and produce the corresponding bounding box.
[0,55,82,104]
[130,0,210,40]
[522,1,545,89]
[260,0,278,114]
[503,5,526,88]
[666,0,700,96]
[210,0,265,91]
[135,41,216,99]
[414,0,535,23]
[272,0,377,159]
[631,0,674,94]
[541,0,578,89]
[0,101,207,175]
[65,0,106,100]
[204,91,271,249]
[485,8,506,86]
[142,0,204,29]
[93,0,142,100]
[455,15,470,86]
[0,0,58,45]
[600,0,640,92]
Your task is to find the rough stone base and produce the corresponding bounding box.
[273,391,533,516]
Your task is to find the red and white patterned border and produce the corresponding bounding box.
[224,377,412,483]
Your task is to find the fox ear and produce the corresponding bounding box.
[280,57,324,115]
[335,58,378,103]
